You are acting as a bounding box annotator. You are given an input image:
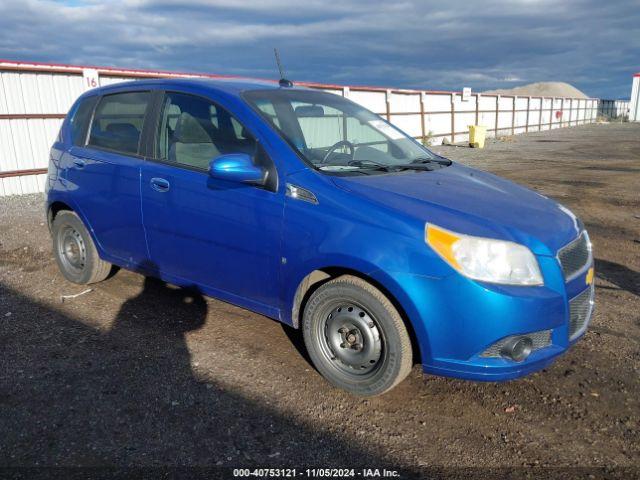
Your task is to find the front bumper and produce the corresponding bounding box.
[372,258,594,382]
[423,345,565,381]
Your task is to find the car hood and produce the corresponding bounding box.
[330,163,581,256]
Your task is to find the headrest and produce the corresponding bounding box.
[295,105,324,117]
[173,112,212,144]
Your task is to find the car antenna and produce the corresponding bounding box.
[274,48,293,88]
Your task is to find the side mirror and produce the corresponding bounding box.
[209,153,266,185]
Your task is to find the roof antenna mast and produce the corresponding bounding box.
[274,48,293,87]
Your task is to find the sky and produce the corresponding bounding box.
[0,0,638,99]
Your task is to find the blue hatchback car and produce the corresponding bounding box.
[46,78,595,396]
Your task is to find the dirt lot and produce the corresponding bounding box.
[1,123,639,478]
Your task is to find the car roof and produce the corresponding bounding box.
[87,77,306,97]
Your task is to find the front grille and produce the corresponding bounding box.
[558,231,591,280]
[569,285,594,340]
[481,330,552,358]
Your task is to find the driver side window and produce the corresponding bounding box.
[156,92,256,171]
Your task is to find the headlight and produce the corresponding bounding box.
[426,224,543,286]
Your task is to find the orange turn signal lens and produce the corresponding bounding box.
[425,224,461,270]
[586,267,594,285]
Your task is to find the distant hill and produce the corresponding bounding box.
[485,82,589,99]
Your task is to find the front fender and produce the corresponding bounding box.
[280,169,451,363]
[281,259,436,365]
[281,254,383,324]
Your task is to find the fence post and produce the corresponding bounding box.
[475,93,480,126]
[568,99,573,127]
[385,89,391,121]
[420,92,426,145]
[342,87,350,140]
[550,98,554,128]
[560,98,565,127]
[538,97,543,131]
[495,95,500,138]
[525,96,530,133]
[512,96,517,135]
[450,93,456,144]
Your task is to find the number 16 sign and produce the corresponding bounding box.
[83,69,99,91]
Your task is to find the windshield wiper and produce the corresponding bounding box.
[347,160,393,172]
[348,160,435,172]
[332,159,440,174]
[410,157,452,166]
[391,164,435,171]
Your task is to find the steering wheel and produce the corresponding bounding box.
[321,140,355,164]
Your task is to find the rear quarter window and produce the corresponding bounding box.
[88,91,150,155]
[69,96,98,146]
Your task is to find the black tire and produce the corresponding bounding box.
[52,210,112,285]
[302,275,413,396]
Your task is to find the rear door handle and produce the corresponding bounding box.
[150,177,170,192]
[73,159,86,169]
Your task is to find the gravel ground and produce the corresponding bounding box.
[0,123,639,478]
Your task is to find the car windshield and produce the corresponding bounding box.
[243,89,449,173]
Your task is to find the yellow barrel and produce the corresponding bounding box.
[469,125,486,148]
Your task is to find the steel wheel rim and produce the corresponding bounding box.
[319,303,383,376]
[58,225,86,274]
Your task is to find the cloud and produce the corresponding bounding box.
[0,0,638,97]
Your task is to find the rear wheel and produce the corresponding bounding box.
[302,275,413,396]
[52,210,112,284]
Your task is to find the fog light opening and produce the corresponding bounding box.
[500,337,533,362]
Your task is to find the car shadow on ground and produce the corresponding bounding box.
[280,323,313,367]
[0,275,427,477]
[595,258,640,297]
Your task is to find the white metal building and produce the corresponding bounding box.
[630,73,640,122]
[0,59,601,196]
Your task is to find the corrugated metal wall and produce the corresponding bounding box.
[630,75,640,122]
[0,60,602,196]
[0,72,84,195]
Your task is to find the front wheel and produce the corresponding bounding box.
[302,275,413,396]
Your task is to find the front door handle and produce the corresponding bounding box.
[150,177,170,192]
[73,159,86,169]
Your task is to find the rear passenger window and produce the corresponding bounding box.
[69,96,98,146]
[156,92,256,171]
[88,92,150,155]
